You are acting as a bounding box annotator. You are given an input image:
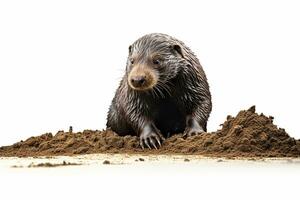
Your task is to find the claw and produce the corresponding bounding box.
[140,140,145,150]
[145,139,151,149]
[159,133,165,141]
[149,138,157,150]
[157,138,161,147]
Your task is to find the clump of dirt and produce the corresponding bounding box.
[1,106,300,158]
[103,160,111,165]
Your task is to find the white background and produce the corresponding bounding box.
[1,0,300,146]
[0,1,300,200]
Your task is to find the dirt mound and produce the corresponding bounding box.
[1,106,300,157]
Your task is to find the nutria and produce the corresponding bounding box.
[107,33,212,149]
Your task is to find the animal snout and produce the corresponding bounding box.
[130,76,146,88]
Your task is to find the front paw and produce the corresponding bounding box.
[140,131,164,150]
[183,126,205,137]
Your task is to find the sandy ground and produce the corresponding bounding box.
[1,108,300,200]
[1,154,300,200]
[2,142,299,198]
[1,153,300,167]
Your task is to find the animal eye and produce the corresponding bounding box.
[130,58,134,64]
[153,59,160,65]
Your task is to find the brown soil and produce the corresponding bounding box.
[11,161,81,168]
[1,106,300,158]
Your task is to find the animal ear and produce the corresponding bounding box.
[128,45,132,54]
[172,44,184,58]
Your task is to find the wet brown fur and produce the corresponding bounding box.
[107,33,212,149]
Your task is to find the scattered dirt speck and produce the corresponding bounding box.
[103,160,111,164]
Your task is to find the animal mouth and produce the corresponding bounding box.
[128,79,155,91]
[128,71,157,91]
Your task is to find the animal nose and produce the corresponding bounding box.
[131,76,146,88]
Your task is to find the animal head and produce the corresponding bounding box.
[126,33,188,92]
